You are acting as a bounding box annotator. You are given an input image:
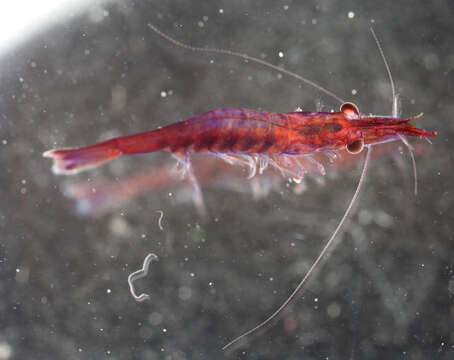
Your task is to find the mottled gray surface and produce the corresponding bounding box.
[1,1,453,359]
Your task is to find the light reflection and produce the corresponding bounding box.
[0,0,107,55]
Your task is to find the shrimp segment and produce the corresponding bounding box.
[43,107,435,175]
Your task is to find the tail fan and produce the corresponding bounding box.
[43,140,121,175]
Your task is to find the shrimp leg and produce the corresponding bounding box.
[174,154,207,219]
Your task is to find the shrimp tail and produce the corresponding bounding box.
[43,139,122,175]
[43,128,168,175]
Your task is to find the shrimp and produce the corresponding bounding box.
[43,105,434,176]
[43,23,437,351]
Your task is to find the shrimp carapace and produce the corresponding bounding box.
[43,102,436,175]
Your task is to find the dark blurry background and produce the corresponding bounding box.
[1,0,453,359]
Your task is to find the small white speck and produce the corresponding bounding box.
[311,18,317,25]
[276,73,283,79]
[21,179,26,184]
[30,61,37,68]
[19,77,24,83]
[203,16,208,21]
[160,91,167,98]
[197,21,204,28]
[168,192,173,197]
[283,5,289,10]
[314,297,319,302]
[278,51,284,58]
[162,328,167,333]
[219,8,224,14]
[16,268,20,273]
[209,282,214,286]
[352,89,357,95]
[2,139,7,145]
[269,277,274,282]
[190,272,195,277]
[348,11,355,19]
[107,289,111,294]
[84,49,90,55]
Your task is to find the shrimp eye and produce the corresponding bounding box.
[341,102,360,120]
[347,139,364,154]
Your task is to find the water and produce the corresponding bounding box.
[1,1,452,359]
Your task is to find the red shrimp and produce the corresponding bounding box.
[43,23,438,351]
[43,104,434,175]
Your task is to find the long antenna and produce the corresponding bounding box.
[370,27,418,195]
[223,147,372,351]
[370,28,397,116]
[147,23,345,104]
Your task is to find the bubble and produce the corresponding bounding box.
[348,11,355,19]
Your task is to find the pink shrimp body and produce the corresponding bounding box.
[43,103,436,175]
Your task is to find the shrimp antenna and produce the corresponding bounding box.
[223,147,372,351]
[370,27,418,195]
[147,23,345,104]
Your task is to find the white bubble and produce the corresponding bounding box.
[278,51,284,58]
[348,11,355,19]
[352,89,357,95]
[219,9,224,14]
[160,91,167,98]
